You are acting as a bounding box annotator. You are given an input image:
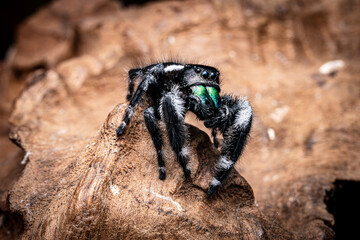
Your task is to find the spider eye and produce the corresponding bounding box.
[202,71,209,79]
[210,72,215,79]
[195,68,201,73]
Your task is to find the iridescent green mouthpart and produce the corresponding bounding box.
[206,86,220,108]
[191,85,221,108]
[191,85,208,104]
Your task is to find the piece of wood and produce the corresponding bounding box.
[2,0,360,239]
[8,69,293,239]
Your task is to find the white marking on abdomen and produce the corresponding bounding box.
[164,64,184,72]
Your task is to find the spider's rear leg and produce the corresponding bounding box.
[127,68,143,101]
[208,97,253,195]
[117,73,158,136]
[161,90,191,179]
[144,106,166,180]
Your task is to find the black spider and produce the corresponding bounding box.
[116,62,253,195]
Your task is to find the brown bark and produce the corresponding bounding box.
[6,69,292,239]
[1,0,360,239]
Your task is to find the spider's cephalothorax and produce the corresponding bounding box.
[116,62,253,195]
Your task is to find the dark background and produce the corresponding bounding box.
[0,0,52,59]
[0,0,159,59]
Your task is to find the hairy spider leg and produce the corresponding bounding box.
[127,68,143,101]
[208,97,253,195]
[144,106,166,180]
[116,73,158,136]
[160,90,191,179]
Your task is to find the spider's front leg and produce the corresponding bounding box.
[205,95,253,195]
[160,88,191,179]
[116,64,162,136]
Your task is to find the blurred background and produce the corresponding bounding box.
[0,0,359,239]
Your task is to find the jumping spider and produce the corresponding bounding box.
[116,62,253,195]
